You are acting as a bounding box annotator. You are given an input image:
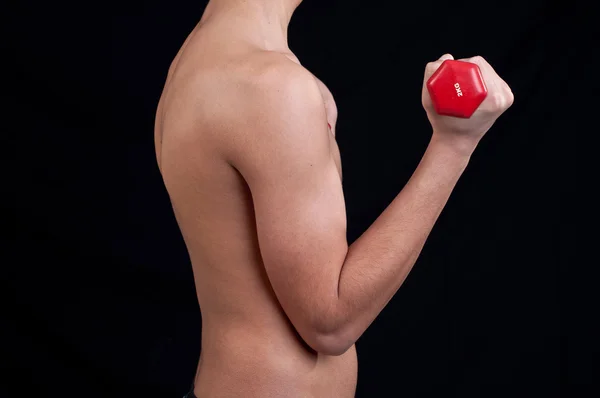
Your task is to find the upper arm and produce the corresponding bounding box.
[227,64,348,349]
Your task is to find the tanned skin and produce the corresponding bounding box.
[154,0,514,396]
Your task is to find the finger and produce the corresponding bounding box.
[456,56,500,94]
[467,56,496,78]
[503,83,515,106]
[463,56,515,109]
[455,56,493,75]
[423,53,454,83]
[469,56,513,101]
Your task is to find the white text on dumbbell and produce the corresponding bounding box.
[454,83,463,97]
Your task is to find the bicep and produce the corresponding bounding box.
[250,138,347,320]
[230,73,348,341]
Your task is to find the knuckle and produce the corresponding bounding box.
[507,92,515,107]
[470,55,485,65]
[492,92,505,109]
[508,88,515,101]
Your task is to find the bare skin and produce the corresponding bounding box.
[154,1,513,397]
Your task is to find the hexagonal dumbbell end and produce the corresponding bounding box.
[426,60,488,118]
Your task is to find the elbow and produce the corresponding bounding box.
[303,324,356,356]
[293,294,357,356]
[310,331,355,356]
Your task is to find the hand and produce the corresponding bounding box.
[422,54,514,154]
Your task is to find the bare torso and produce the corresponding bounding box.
[154,21,357,398]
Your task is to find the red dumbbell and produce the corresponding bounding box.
[426,60,488,118]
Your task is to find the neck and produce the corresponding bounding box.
[200,0,301,52]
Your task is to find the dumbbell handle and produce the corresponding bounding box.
[426,60,488,118]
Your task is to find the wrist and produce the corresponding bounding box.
[429,132,480,158]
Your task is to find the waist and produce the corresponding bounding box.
[196,320,358,397]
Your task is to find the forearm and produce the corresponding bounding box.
[329,133,475,346]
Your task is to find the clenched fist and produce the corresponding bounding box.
[422,54,514,153]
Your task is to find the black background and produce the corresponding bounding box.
[5,0,590,397]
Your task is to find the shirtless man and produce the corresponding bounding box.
[154,0,514,396]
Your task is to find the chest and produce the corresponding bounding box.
[321,102,341,181]
[311,77,341,179]
[327,131,342,181]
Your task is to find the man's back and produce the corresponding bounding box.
[154,19,357,397]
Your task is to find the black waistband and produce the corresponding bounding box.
[183,383,197,398]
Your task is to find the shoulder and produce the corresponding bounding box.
[220,53,331,173]
[193,51,324,132]
[221,52,327,143]
[244,52,324,111]
[238,54,327,139]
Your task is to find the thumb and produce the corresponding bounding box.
[423,53,455,83]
